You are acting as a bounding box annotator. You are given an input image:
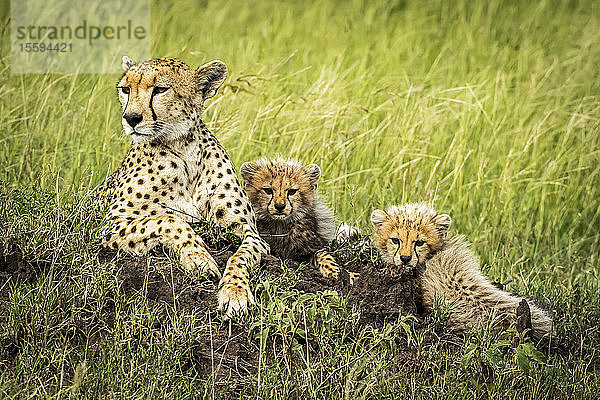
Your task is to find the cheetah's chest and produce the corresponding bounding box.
[109,143,207,222]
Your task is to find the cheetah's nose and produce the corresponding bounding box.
[274,203,286,212]
[400,255,412,264]
[124,112,143,128]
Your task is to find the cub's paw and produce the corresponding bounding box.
[180,248,221,281]
[217,279,255,319]
[313,249,340,279]
[320,261,341,279]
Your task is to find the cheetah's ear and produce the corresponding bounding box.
[196,60,228,100]
[240,162,258,184]
[433,214,452,236]
[303,164,321,186]
[370,209,388,230]
[122,56,136,72]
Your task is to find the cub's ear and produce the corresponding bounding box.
[303,164,321,186]
[239,162,258,184]
[370,209,388,230]
[196,60,228,100]
[122,56,136,72]
[433,214,452,235]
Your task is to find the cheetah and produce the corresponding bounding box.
[98,56,269,318]
[239,157,347,280]
[371,203,554,338]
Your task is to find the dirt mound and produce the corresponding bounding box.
[99,247,219,312]
[1,224,422,392]
[259,236,419,324]
[92,233,421,390]
[328,237,419,323]
[349,262,419,324]
[99,219,418,323]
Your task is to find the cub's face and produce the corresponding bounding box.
[240,158,321,221]
[116,56,227,143]
[371,203,451,276]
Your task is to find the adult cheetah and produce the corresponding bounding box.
[99,56,269,317]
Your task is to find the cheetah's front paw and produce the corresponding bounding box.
[217,279,255,319]
[180,248,221,280]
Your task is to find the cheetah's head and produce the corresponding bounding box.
[240,157,320,222]
[371,203,451,276]
[117,56,227,143]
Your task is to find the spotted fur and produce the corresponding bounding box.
[98,56,269,318]
[371,203,554,338]
[240,157,340,279]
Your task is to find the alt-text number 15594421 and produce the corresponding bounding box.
[19,43,73,53]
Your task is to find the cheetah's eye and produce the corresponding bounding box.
[391,238,400,245]
[153,86,169,94]
[415,239,425,247]
[287,189,298,195]
[120,86,130,95]
[263,188,273,195]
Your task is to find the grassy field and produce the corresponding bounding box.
[1,0,600,398]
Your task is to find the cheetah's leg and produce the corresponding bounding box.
[197,152,270,317]
[311,249,341,279]
[217,228,270,318]
[105,215,220,279]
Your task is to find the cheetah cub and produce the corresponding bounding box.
[240,157,342,279]
[371,203,553,338]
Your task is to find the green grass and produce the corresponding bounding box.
[1,0,599,397]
